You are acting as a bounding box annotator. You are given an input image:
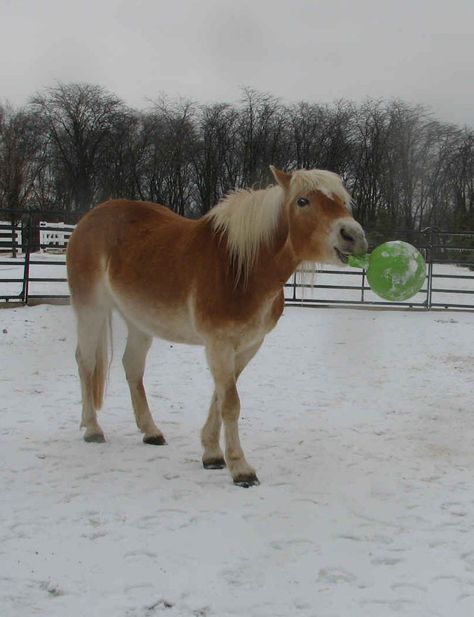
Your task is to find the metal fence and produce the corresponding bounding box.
[0,209,81,304]
[286,228,474,310]
[2,210,474,310]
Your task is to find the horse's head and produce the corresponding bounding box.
[271,166,367,265]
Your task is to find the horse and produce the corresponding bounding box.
[66,166,367,487]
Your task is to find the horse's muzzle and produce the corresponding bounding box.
[335,220,368,257]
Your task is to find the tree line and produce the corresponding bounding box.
[1,82,473,233]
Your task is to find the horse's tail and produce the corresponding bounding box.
[73,299,113,428]
[93,309,112,410]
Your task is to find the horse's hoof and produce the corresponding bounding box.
[84,433,105,443]
[233,474,260,488]
[203,458,226,470]
[143,434,167,446]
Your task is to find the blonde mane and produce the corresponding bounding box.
[207,185,284,285]
[207,168,351,285]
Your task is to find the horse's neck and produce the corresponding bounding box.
[272,237,300,284]
[253,207,299,287]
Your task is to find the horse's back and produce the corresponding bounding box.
[67,199,197,308]
[69,199,185,251]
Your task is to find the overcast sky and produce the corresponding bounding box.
[1,0,473,126]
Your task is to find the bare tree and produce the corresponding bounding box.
[0,104,44,212]
[132,98,198,215]
[30,83,128,212]
[237,89,290,187]
[192,103,240,214]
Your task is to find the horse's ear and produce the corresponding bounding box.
[270,165,292,190]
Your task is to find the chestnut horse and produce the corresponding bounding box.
[66,166,367,486]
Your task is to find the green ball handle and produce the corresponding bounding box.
[348,254,370,269]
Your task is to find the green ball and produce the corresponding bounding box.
[366,241,426,301]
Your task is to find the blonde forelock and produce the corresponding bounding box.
[289,169,352,210]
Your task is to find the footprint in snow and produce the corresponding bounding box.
[318,567,355,584]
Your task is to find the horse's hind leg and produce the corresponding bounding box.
[122,322,166,445]
[75,306,109,443]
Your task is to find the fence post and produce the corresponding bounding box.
[361,269,366,303]
[427,228,434,310]
[11,219,17,259]
[420,227,432,309]
[20,213,32,304]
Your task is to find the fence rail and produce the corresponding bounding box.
[1,210,474,310]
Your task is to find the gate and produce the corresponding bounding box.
[0,210,83,304]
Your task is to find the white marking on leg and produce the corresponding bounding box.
[201,392,225,465]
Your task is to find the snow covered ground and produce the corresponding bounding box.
[1,302,474,616]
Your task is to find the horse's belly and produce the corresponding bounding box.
[110,291,203,345]
[142,308,202,344]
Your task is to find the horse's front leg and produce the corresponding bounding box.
[205,343,259,487]
[201,392,226,469]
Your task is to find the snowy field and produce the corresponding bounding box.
[2,302,474,616]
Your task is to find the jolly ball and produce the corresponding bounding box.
[349,241,426,302]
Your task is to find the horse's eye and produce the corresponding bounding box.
[297,197,310,207]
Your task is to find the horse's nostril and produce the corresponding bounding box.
[340,227,354,243]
